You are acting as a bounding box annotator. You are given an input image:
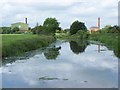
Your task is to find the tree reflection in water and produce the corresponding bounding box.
[69,40,88,54]
[44,46,61,60]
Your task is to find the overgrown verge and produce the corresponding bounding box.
[2,34,56,57]
[89,33,120,58]
[56,30,89,41]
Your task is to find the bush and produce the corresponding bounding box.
[11,27,19,34]
[101,25,120,33]
[1,27,11,34]
[31,25,45,34]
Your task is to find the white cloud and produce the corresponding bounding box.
[1,0,119,28]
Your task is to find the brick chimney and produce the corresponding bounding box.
[98,17,100,30]
[25,18,27,24]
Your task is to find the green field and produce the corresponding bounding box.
[2,34,56,57]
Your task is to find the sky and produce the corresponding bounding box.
[0,0,119,29]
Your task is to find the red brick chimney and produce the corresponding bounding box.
[98,17,100,30]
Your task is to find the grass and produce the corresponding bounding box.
[55,32,89,42]
[2,34,56,57]
[55,32,70,40]
[89,33,120,58]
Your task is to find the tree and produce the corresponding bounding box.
[1,27,11,34]
[31,25,42,34]
[57,27,62,31]
[70,20,87,35]
[64,28,70,31]
[11,27,19,33]
[31,27,36,34]
[36,25,44,34]
[102,25,120,33]
[110,25,120,33]
[43,18,60,34]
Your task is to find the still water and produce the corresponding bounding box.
[1,40,118,88]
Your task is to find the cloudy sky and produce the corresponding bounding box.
[0,0,119,29]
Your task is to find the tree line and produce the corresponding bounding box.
[0,27,20,34]
[1,17,120,35]
[31,18,87,35]
[100,25,120,33]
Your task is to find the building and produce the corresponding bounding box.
[11,18,29,32]
[89,26,99,32]
[89,17,100,32]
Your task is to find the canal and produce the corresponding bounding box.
[1,40,118,88]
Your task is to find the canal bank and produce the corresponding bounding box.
[89,33,120,58]
[2,34,56,57]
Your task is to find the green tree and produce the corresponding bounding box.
[1,27,11,34]
[31,25,47,34]
[70,20,87,35]
[43,18,60,34]
[110,25,120,33]
[31,27,37,34]
[102,25,120,33]
[101,25,111,33]
[37,26,43,34]
[11,27,19,33]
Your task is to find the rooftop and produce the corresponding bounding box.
[90,26,99,29]
[11,22,28,25]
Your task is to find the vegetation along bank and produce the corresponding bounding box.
[2,34,56,57]
[89,25,120,58]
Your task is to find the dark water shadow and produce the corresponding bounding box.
[44,46,61,60]
[2,47,45,66]
[69,40,89,54]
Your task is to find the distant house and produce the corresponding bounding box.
[89,17,101,33]
[11,22,29,32]
[89,26,99,32]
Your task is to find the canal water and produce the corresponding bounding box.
[1,40,118,88]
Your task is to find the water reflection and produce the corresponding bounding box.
[2,48,45,65]
[69,40,88,54]
[114,49,120,59]
[44,46,61,60]
[1,40,118,88]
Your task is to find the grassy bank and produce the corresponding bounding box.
[2,34,56,57]
[89,33,120,58]
[55,31,89,41]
